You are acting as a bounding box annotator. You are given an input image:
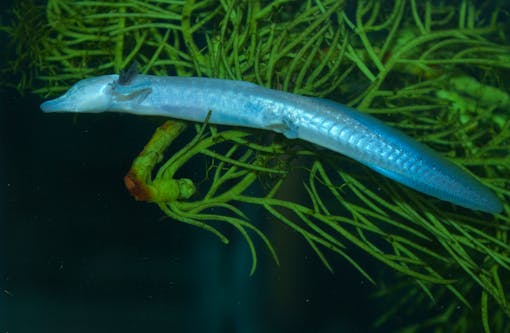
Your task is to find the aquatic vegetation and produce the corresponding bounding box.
[4,0,510,331]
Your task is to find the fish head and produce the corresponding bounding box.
[40,75,117,113]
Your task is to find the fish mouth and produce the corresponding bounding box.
[40,96,74,113]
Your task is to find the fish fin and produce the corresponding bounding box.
[118,62,140,85]
[267,115,299,139]
[112,84,152,103]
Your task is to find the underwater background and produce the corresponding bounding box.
[0,2,377,332]
[2,94,378,333]
[1,1,510,332]
[0,54,378,332]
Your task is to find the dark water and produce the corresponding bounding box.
[0,88,378,333]
[0,0,382,330]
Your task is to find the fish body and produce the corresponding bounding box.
[41,74,503,213]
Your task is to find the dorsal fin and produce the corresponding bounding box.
[118,62,140,85]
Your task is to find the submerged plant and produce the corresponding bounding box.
[4,0,510,331]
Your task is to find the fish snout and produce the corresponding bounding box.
[40,95,75,113]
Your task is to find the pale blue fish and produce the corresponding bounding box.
[40,72,503,214]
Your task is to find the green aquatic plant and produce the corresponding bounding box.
[4,0,510,331]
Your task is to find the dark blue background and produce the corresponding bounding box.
[0,80,377,333]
